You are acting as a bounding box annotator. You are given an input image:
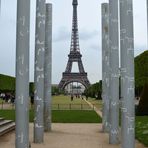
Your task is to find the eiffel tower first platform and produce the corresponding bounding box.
[58,0,90,90]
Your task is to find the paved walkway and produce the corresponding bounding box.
[84,99,102,117]
[0,123,146,148]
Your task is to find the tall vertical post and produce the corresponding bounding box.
[34,0,46,143]
[44,3,52,132]
[0,0,1,14]
[101,3,110,133]
[15,0,30,147]
[109,0,119,144]
[147,0,148,47]
[120,0,135,147]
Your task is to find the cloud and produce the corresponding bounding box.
[53,27,99,43]
[89,44,101,51]
[80,30,99,40]
[53,27,71,42]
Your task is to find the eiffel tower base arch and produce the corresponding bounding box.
[59,73,90,90]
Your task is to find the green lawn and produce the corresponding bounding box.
[136,116,148,146]
[87,98,102,110]
[52,95,88,104]
[0,99,3,103]
[0,109,101,123]
[52,95,91,110]
[0,95,92,110]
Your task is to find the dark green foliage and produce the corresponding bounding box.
[137,83,148,115]
[135,51,148,96]
[52,85,60,95]
[0,74,15,92]
[29,82,34,95]
[84,80,102,99]
[0,110,101,123]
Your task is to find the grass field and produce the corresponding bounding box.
[52,95,92,110]
[0,110,102,123]
[87,98,102,110]
[52,95,87,104]
[136,116,148,146]
[0,99,3,103]
[0,95,93,110]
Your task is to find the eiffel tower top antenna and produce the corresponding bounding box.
[73,0,78,5]
[70,0,80,52]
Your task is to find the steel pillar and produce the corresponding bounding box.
[109,0,119,144]
[101,3,110,133]
[15,0,30,147]
[0,0,1,15]
[147,0,148,46]
[120,0,135,147]
[44,3,52,132]
[34,0,46,143]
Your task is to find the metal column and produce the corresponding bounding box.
[0,0,1,15]
[109,0,119,144]
[120,0,135,147]
[101,3,110,133]
[44,3,52,132]
[147,0,148,47]
[15,0,30,147]
[34,0,46,143]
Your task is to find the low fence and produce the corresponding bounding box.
[0,102,97,111]
[52,104,94,110]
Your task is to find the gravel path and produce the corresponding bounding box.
[0,123,146,148]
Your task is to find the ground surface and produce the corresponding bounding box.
[0,123,147,148]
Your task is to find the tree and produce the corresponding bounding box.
[135,51,148,96]
[137,83,148,115]
[52,86,59,95]
[84,81,102,99]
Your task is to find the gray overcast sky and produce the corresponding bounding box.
[0,0,147,84]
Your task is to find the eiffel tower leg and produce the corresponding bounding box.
[44,3,52,132]
[66,60,72,72]
[109,0,119,144]
[34,0,46,143]
[101,3,110,133]
[120,0,135,147]
[15,0,30,147]
[78,60,85,73]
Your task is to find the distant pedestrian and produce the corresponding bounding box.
[30,93,34,107]
[71,94,74,101]
[85,94,88,100]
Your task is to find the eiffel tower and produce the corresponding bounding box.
[58,0,90,90]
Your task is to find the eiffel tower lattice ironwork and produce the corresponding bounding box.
[58,0,90,90]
